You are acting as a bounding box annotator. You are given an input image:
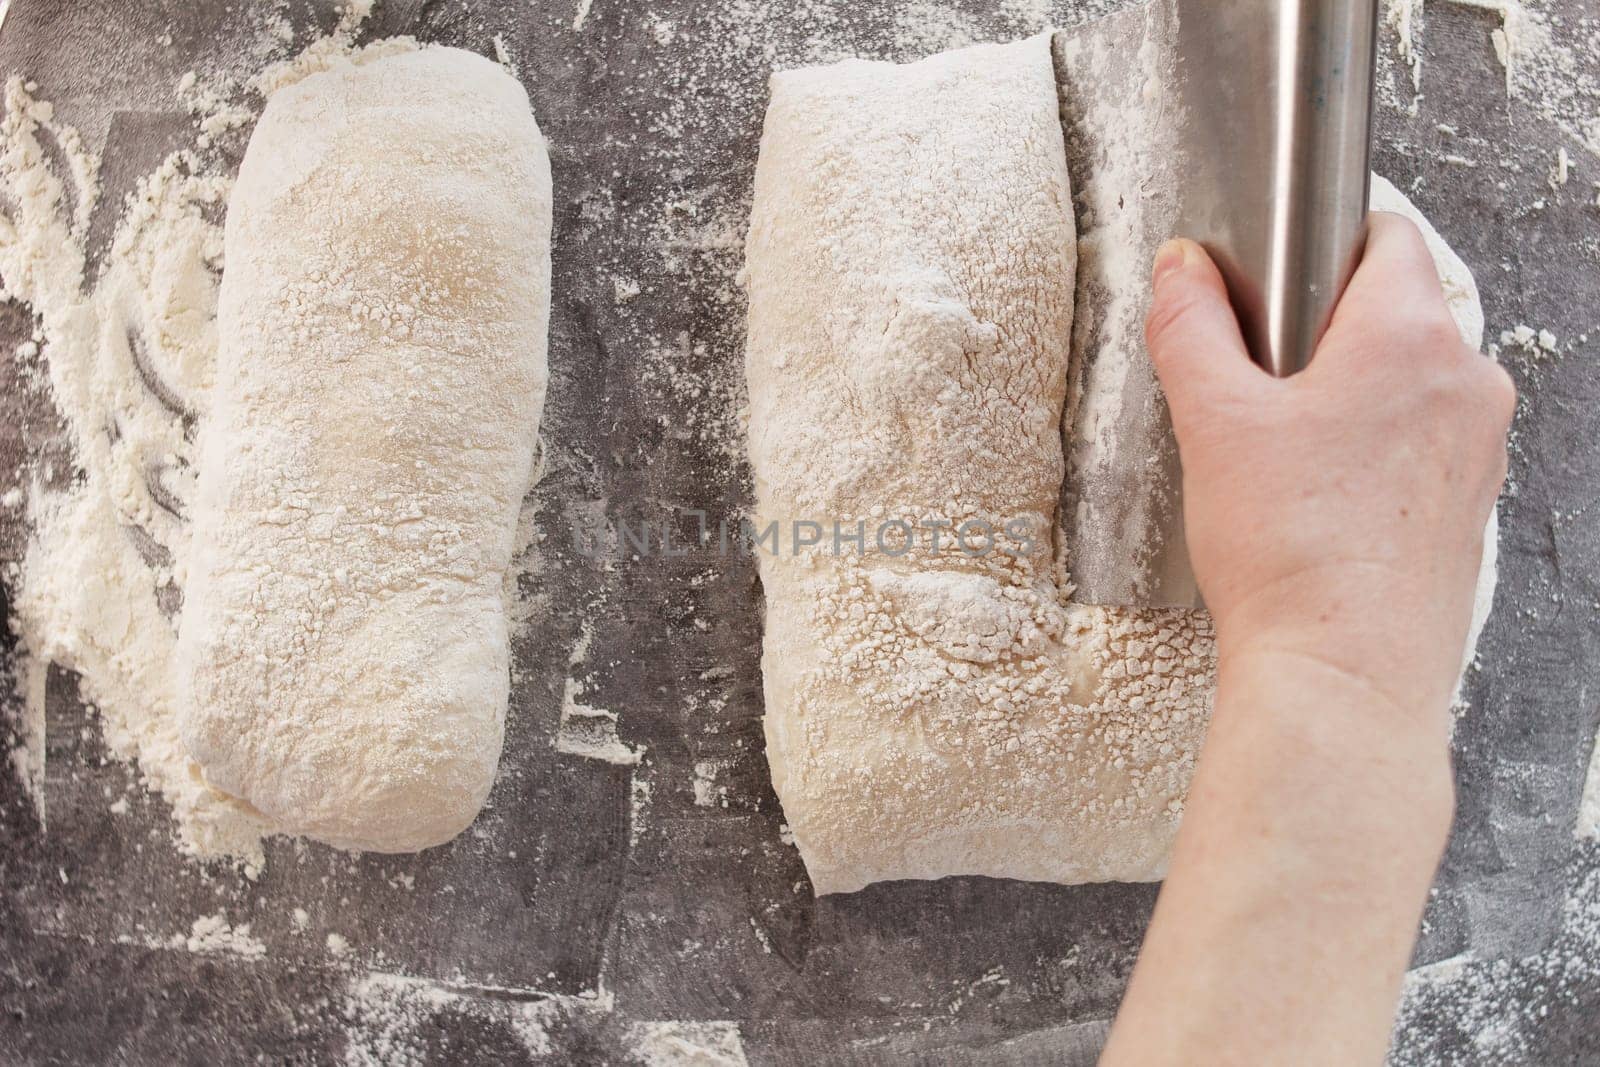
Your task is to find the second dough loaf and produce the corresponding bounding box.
[746,35,1215,894]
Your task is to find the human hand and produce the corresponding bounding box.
[1146,216,1515,723]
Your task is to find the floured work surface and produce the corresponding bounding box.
[1,1,1599,1064]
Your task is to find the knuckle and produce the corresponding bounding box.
[1352,305,1459,360]
[1482,362,1519,424]
[1415,361,1502,431]
[1428,318,1468,353]
[1407,310,1466,354]
[1416,366,1463,413]
[1368,211,1429,263]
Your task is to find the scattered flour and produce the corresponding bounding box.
[691,760,727,808]
[1392,853,1600,1064]
[555,697,643,765]
[178,913,267,959]
[1381,0,1600,158]
[624,1020,750,1066]
[492,32,517,72]
[342,972,611,1067]
[556,628,644,765]
[0,7,435,866]
[1382,0,1428,112]
[0,74,267,864]
[1581,733,1600,840]
[1496,322,1563,361]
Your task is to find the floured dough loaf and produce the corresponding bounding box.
[745,37,1498,894]
[176,47,552,852]
[747,35,1213,895]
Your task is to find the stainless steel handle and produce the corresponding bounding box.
[1175,0,1379,377]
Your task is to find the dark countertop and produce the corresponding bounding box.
[2,1,1598,1063]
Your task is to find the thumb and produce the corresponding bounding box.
[1144,239,1262,429]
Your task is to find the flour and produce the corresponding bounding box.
[1551,146,1571,187]
[178,912,268,958]
[0,75,268,864]
[1392,853,1600,1063]
[691,760,726,808]
[174,71,253,147]
[556,698,644,766]
[1581,734,1600,840]
[1496,321,1563,361]
[342,972,612,1066]
[624,1021,750,1066]
[1381,0,1428,113]
[557,627,645,765]
[0,10,471,864]
[1379,0,1600,159]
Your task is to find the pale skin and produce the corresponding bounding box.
[1099,215,1516,1066]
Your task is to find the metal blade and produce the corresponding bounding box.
[1054,0,1377,609]
[1054,0,1198,609]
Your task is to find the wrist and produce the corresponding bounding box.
[1208,563,1469,730]
[1212,642,1458,848]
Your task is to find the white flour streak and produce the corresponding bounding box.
[556,698,643,765]
[624,1021,750,1067]
[175,913,268,959]
[343,972,613,1066]
[556,629,643,765]
[1581,733,1600,839]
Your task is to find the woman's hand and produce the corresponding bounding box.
[1100,216,1515,1067]
[1148,217,1514,723]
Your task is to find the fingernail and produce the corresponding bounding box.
[1152,239,1188,288]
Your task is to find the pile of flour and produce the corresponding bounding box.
[0,7,419,868]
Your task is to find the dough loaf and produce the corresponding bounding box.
[746,35,1212,894]
[176,47,552,852]
[745,38,1497,894]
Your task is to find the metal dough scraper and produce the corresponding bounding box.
[1053,0,1379,608]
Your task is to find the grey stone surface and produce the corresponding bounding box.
[1,0,1597,1063]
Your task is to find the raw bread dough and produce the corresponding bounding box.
[175,47,552,852]
[745,37,1498,894]
[747,35,1213,895]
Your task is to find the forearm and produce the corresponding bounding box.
[1100,649,1455,1066]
